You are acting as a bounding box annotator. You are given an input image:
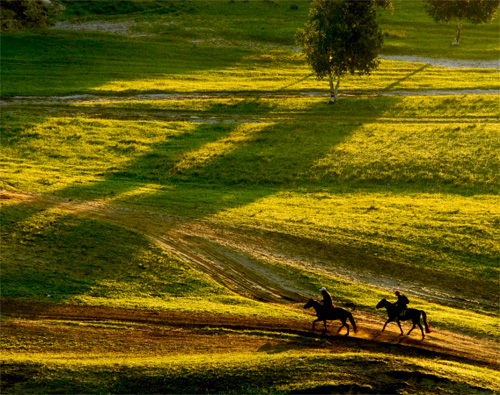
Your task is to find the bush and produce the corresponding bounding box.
[1,0,62,31]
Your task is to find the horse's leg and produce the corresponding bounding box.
[417,323,425,340]
[337,319,344,334]
[337,322,345,334]
[343,320,350,336]
[337,319,349,336]
[382,319,392,332]
[312,318,320,331]
[397,320,404,335]
[407,323,416,336]
[323,320,327,332]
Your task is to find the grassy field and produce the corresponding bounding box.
[1,0,499,394]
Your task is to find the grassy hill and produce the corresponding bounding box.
[1,1,499,394]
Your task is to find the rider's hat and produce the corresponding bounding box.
[320,287,326,292]
[395,290,401,296]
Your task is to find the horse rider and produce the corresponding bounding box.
[393,290,409,317]
[320,287,335,314]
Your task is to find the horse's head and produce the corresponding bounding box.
[304,299,315,309]
[376,298,388,309]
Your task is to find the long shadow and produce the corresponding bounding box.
[2,95,401,306]
[0,201,151,304]
[382,64,430,92]
[1,31,253,97]
[52,95,402,219]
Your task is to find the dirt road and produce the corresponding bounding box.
[2,190,499,369]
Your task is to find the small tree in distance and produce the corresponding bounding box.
[423,0,500,46]
[296,0,393,104]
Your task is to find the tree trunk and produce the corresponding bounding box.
[452,20,463,46]
[328,73,340,105]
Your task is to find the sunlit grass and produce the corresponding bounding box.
[2,94,498,317]
[173,123,272,173]
[68,295,305,320]
[73,93,500,119]
[210,191,499,283]
[2,95,498,194]
[0,202,227,303]
[2,194,497,337]
[91,58,499,94]
[2,2,499,394]
[2,351,498,394]
[2,36,499,97]
[308,122,498,187]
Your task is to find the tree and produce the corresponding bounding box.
[423,0,500,45]
[1,0,62,32]
[296,0,392,104]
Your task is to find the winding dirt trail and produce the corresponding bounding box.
[2,87,499,107]
[2,190,499,369]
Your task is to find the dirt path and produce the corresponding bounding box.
[2,190,495,311]
[2,299,499,369]
[379,55,500,70]
[2,87,498,107]
[2,190,499,369]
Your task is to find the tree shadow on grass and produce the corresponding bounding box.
[1,96,402,305]
[1,31,253,97]
[52,96,402,219]
[382,64,430,92]
[0,202,146,303]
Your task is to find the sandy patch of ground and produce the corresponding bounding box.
[53,20,154,37]
[380,55,500,70]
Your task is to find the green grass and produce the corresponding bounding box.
[1,2,499,394]
[2,37,499,96]
[0,200,311,320]
[2,96,498,192]
[2,94,498,316]
[53,0,500,60]
[0,202,224,302]
[2,352,499,394]
[1,0,499,97]
[1,194,498,337]
[380,0,500,59]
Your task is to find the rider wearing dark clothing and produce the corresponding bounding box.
[320,287,335,313]
[393,290,409,317]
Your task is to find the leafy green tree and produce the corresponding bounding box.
[296,0,392,104]
[423,0,500,45]
[1,0,62,32]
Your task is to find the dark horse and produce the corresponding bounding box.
[304,299,357,336]
[376,298,431,340]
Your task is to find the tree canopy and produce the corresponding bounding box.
[423,0,500,45]
[296,0,392,104]
[1,0,62,32]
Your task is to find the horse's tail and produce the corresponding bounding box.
[422,310,432,333]
[347,311,358,333]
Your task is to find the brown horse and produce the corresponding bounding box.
[376,298,431,340]
[304,299,357,336]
